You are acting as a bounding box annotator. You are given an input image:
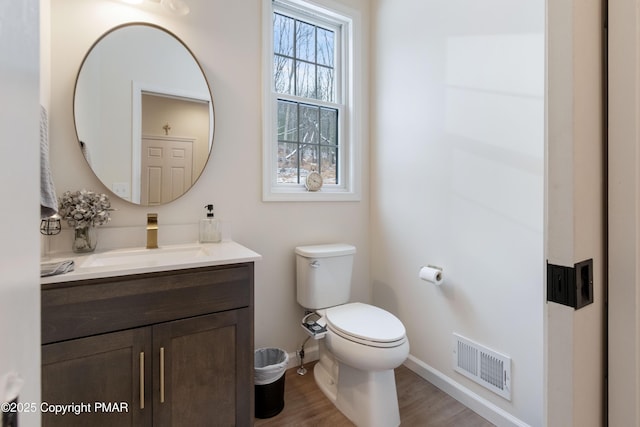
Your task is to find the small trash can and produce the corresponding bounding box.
[254,347,289,418]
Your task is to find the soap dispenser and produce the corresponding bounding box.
[199,204,221,243]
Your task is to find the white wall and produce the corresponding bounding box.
[371,1,544,425]
[0,1,41,426]
[46,0,370,359]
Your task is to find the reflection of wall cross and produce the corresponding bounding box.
[162,123,171,135]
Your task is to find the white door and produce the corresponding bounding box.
[140,136,194,205]
[608,1,640,425]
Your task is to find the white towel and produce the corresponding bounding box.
[40,105,58,219]
[0,372,23,405]
[40,260,75,277]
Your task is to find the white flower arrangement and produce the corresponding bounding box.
[58,190,112,229]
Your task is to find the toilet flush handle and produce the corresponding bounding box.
[310,260,320,268]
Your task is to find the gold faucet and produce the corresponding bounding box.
[147,213,158,249]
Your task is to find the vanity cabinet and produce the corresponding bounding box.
[42,327,152,427]
[41,263,254,427]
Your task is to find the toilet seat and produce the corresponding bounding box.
[325,302,407,348]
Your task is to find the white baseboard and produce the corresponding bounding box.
[403,355,531,427]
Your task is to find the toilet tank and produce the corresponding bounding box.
[295,243,356,309]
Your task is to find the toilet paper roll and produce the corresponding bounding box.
[419,266,444,286]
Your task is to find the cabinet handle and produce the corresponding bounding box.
[139,352,145,410]
[160,347,165,403]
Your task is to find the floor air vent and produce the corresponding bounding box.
[452,333,511,401]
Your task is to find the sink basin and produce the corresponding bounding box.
[81,244,210,268]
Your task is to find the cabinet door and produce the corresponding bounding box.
[153,308,252,427]
[42,328,152,427]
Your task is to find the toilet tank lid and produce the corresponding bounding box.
[295,243,356,258]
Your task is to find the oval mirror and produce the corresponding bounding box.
[74,23,214,206]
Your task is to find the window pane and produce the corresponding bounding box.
[320,146,337,184]
[296,21,316,62]
[274,14,294,56]
[277,100,298,142]
[271,9,341,187]
[299,104,319,144]
[278,142,299,183]
[296,61,316,98]
[300,144,319,173]
[317,28,334,67]
[274,55,294,95]
[317,66,335,102]
[320,108,338,145]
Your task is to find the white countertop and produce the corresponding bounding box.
[41,240,262,285]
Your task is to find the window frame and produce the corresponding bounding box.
[262,0,362,201]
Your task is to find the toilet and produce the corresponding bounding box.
[295,243,410,427]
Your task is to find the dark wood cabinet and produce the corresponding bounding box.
[41,263,254,427]
[42,327,152,427]
[152,309,252,426]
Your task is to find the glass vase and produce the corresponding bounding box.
[72,225,97,253]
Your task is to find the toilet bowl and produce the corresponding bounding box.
[325,302,409,370]
[313,303,410,427]
[295,244,409,427]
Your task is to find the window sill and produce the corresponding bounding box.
[262,185,361,202]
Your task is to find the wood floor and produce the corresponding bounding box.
[254,362,495,427]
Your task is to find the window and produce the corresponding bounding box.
[263,0,361,201]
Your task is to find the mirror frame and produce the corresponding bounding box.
[73,22,215,206]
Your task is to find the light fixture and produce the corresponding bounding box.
[119,0,190,16]
[160,0,190,16]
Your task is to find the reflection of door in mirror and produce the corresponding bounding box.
[141,136,194,205]
[133,92,210,204]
